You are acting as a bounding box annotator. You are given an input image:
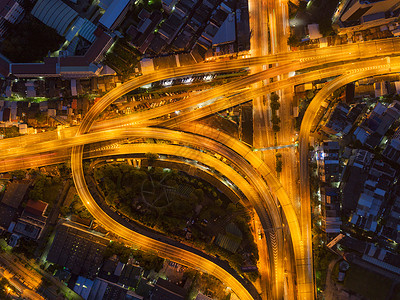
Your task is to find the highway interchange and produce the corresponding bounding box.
[3,36,400,299]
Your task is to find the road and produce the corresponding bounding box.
[0,252,43,300]
[1,56,400,297]
[0,124,291,299]
[0,39,398,153]
[2,39,400,299]
[72,143,260,300]
[66,53,400,300]
[1,52,399,157]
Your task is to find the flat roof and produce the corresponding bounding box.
[11,57,58,75]
[1,182,30,209]
[99,0,130,29]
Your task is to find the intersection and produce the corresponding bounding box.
[2,42,400,298]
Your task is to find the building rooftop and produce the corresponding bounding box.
[1,181,30,209]
[31,0,79,36]
[99,0,130,29]
[24,199,48,216]
[89,277,128,300]
[11,58,58,76]
[47,223,109,277]
[0,203,17,229]
[151,278,186,300]
[0,0,18,18]
[13,219,43,239]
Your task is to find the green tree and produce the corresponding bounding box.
[10,169,26,180]
[318,19,335,37]
[287,34,301,47]
[194,189,204,201]
[215,198,223,207]
[145,152,158,165]
[276,153,283,173]
[272,124,281,132]
[271,114,280,124]
[270,100,281,111]
[270,93,280,102]
[227,203,237,212]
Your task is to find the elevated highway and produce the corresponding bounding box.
[2,39,400,299]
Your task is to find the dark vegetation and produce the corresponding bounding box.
[93,162,259,280]
[1,15,63,62]
[104,241,164,271]
[270,92,281,132]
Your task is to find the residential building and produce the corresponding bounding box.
[350,160,396,232]
[99,0,132,30]
[382,127,400,164]
[341,149,374,212]
[321,103,352,137]
[74,276,94,300]
[353,101,400,148]
[0,0,24,37]
[362,243,400,275]
[0,203,17,230]
[307,24,322,39]
[320,187,342,239]
[148,0,231,56]
[162,0,179,13]
[381,193,400,243]
[150,278,186,300]
[338,235,367,254]
[129,10,163,53]
[88,277,135,300]
[9,31,113,78]
[118,264,143,288]
[317,140,341,185]
[335,0,400,33]
[99,255,120,282]
[11,199,48,240]
[46,223,109,278]
[0,181,30,209]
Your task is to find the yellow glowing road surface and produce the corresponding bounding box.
[0,252,44,300]
[0,38,398,154]
[1,56,400,298]
[73,143,263,299]
[2,40,400,299]
[67,55,400,300]
[1,51,400,155]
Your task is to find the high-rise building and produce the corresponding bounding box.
[335,0,400,32]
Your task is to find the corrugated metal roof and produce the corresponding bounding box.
[79,19,97,43]
[32,0,78,36]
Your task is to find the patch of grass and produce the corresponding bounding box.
[344,264,392,300]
